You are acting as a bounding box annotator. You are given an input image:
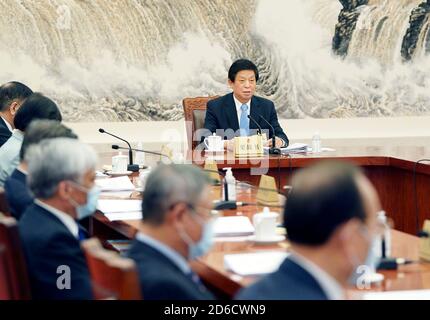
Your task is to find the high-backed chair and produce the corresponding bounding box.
[182,96,219,150]
[81,238,142,300]
[0,213,31,300]
[0,188,11,217]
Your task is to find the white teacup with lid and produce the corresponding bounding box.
[253,207,279,241]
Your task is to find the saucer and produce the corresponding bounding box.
[361,272,384,284]
[106,170,132,177]
[248,235,285,244]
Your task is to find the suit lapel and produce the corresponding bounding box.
[225,93,239,132]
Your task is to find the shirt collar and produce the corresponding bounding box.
[17,166,28,175]
[289,252,345,300]
[135,232,191,275]
[34,199,79,239]
[11,129,24,140]
[233,94,251,114]
[1,116,12,132]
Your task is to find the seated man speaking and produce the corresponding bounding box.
[202,59,289,150]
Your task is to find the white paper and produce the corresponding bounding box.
[95,176,135,191]
[104,211,142,221]
[264,143,308,154]
[213,216,255,237]
[98,199,142,213]
[100,191,134,198]
[224,251,289,276]
[363,290,430,300]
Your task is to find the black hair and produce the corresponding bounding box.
[20,119,78,161]
[284,161,367,246]
[228,59,259,82]
[13,93,62,131]
[0,81,33,112]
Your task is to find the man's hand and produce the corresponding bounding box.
[266,137,284,149]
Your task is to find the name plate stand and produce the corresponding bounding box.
[419,220,430,261]
[234,134,264,158]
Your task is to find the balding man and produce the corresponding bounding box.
[127,164,216,300]
[236,161,383,300]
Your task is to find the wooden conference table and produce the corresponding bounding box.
[92,137,430,298]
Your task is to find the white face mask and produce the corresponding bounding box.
[67,181,100,220]
[177,206,214,260]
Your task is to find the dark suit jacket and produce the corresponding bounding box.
[19,203,93,300]
[235,257,328,300]
[0,117,12,147]
[127,239,215,300]
[202,93,289,145]
[4,169,33,220]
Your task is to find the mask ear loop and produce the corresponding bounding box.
[173,203,198,257]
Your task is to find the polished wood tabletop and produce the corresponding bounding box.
[92,180,430,299]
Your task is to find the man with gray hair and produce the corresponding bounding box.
[4,120,78,219]
[19,138,99,300]
[127,164,215,300]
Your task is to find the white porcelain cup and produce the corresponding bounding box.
[112,154,128,173]
[139,168,152,189]
[253,208,279,241]
[204,133,223,151]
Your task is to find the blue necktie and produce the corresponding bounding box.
[78,225,87,241]
[239,104,249,136]
[187,271,206,293]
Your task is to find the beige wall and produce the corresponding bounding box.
[66,116,430,151]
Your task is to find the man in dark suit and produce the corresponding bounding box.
[202,59,288,150]
[0,81,33,147]
[19,138,99,299]
[4,120,78,219]
[127,164,215,300]
[236,161,383,300]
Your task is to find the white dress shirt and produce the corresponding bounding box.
[289,252,345,300]
[232,94,285,146]
[233,94,251,126]
[1,116,12,132]
[34,199,80,239]
[135,232,191,275]
[0,129,24,187]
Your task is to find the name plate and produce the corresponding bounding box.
[234,134,264,157]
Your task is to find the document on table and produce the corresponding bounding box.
[97,199,142,221]
[95,176,135,191]
[104,211,142,221]
[98,199,141,213]
[264,143,308,154]
[224,251,289,276]
[213,216,255,237]
[363,290,430,300]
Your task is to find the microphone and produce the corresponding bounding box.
[112,145,170,159]
[99,128,139,172]
[259,116,281,155]
[247,115,262,135]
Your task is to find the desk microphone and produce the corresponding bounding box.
[112,145,170,159]
[247,115,262,135]
[99,128,139,172]
[259,115,281,155]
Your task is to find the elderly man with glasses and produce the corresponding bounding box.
[127,164,216,300]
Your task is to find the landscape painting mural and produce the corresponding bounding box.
[1,0,429,121]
